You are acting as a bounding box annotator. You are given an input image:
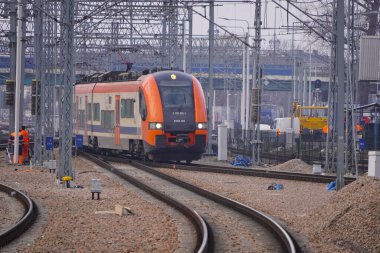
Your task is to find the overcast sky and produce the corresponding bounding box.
[191,1,319,51]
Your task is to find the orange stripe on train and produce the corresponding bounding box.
[75,81,141,94]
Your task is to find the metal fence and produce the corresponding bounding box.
[227,129,326,165]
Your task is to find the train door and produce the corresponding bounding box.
[84,96,88,143]
[115,95,121,145]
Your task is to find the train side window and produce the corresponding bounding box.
[121,99,134,118]
[93,103,100,121]
[139,89,147,121]
[78,110,85,129]
[87,103,92,121]
[101,110,114,129]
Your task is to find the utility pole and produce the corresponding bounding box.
[326,0,337,174]
[182,17,186,71]
[8,2,16,133]
[13,0,24,164]
[345,0,357,175]
[59,0,74,179]
[309,45,312,105]
[290,23,295,140]
[162,1,168,67]
[245,33,250,132]
[241,33,247,134]
[187,6,193,74]
[336,0,345,190]
[206,0,214,154]
[273,6,278,62]
[19,7,26,126]
[251,0,262,164]
[33,0,43,166]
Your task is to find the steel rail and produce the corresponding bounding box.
[151,161,356,184]
[104,155,298,253]
[0,183,38,247]
[79,151,211,253]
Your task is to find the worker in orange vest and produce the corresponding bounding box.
[277,128,281,136]
[9,130,24,164]
[356,124,363,132]
[20,126,29,162]
[322,125,328,134]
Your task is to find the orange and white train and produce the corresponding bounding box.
[74,70,208,163]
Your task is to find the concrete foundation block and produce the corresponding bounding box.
[368,151,380,179]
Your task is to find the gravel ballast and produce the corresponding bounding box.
[1,154,379,252]
[0,157,179,252]
[0,191,25,234]
[289,176,380,253]
[159,161,379,253]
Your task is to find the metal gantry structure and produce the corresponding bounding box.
[0,0,213,178]
[0,0,367,189]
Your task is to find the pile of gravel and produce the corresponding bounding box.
[291,176,380,253]
[159,162,379,252]
[269,159,312,173]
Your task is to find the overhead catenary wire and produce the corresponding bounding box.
[271,0,330,42]
[179,0,254,48]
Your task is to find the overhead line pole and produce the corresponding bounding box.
[251,0,262,164]
[206,0,214,155]
[8,2,16,133]
[326,0,337,174]
[187,5,193,74]
[13,0,24,164]
[19,7,26,126]
[336,0,345,190]
[33,0,43,166]
[59,0,74,179]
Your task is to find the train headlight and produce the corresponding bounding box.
[149,122,163,130]
[196,123,207,130]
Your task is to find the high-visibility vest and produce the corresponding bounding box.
[277,128,281,136]
[356,124,363,132]
[10,132,23,142]
[322,125,328,134]
[21,129,29,143]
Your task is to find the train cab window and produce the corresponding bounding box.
[93,103,100,121]
[87,103,92,120]
[121,99,134,118]
[101,110,114,129]
[139,89,147,121]
[159,81,194,108]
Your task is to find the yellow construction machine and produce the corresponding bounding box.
[293,102,328,131]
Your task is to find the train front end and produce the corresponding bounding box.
[140,71,208,162]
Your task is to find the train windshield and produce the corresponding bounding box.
[159,81,194,108]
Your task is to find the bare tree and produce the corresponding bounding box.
[355,0,380,35]
[306,0,378,35]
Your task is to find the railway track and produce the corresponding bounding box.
[89,153,298,252]
[80,151,211,253]
[0,184,38,248]
[148,161,356,185]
